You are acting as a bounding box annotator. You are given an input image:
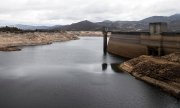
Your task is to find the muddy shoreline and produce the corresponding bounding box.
[119,53,180,98]
[0,32,79,51]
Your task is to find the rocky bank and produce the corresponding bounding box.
[0,32,78,51]
[120,53,180,98]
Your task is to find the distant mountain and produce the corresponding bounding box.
[141,14,180,22]
[14,24,51,30]
[60,20,102,31]
[96,14,180,32]
[9,14,180,32]
[141,16,169,22]
[168,14,180,21]
[49,25,63,30]
[97,20,114,27]
[56,14,180,31]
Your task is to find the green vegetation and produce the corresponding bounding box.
[0,26,63,33]
[0,26,23,33]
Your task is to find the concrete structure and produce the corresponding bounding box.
[107,23,180,58]
[103,27,108,55]
[149,22,167,35]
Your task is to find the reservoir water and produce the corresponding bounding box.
[0,37,179,108]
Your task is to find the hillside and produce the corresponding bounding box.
[55,20,102,31]
[58,14,180,31]
[14,24,51,30]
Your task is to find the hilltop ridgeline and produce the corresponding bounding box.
[10,14,180,32]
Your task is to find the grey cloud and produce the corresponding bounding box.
[0,0,179,25]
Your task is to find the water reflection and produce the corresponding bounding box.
[102,63,124,73]
[102,63,108,71]
[111,64,123,73]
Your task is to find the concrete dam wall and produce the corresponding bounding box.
[107,23,180,58]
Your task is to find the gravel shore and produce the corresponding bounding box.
[0,32,78,51]
[67,31,104,37]
[120,53,180,98]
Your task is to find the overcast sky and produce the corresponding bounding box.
[0,0,179,25]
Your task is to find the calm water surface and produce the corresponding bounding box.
[0,37,179,108]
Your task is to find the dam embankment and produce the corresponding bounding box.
[106,25,180,98]
[107,32,180,58]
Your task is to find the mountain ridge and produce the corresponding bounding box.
[9,14,180,32]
